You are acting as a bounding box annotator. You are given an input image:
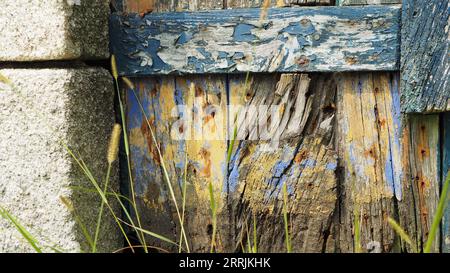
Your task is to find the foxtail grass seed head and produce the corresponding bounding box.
[107,124,122,164]
[111,55,119,80]
[122,77,135,90]
[0,73,11,85]
[60,196,74,213]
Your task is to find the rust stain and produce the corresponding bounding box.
[363,144,377,160]
[150,85,158,97]
[417,125,430,160]
[297,55,310,67]
[141,116,161,165]
[294,150,309,164]
[300,18,311,26]
[195,85,204,97]
[378,118,386,127]
[126,0,154,14]
[345,56,358,65]
[199,148,212,178]
[415,173,431,233]
[178,122,184,134]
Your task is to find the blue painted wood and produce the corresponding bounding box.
[110,6,401,76]
[443,113,450,252]
[401,0,449,113]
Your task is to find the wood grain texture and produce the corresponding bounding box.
[338,0,401,5]
[401,0,449,113]
[110,6,401,76]
[125,73,340,252]
[227,73,338,252]
[398,115,441,253]
[443,113,450,253]
[126,75,230,252]
[226,0,332,8]
[335,72,403,253]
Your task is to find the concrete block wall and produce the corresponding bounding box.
[0,1,121,253]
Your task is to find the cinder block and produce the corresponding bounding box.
[0,0,110,61]
[0,67,120,253]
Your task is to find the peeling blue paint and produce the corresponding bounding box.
[281,21,316,36]
[176,31,195,45]
[326,162,337,171]
[110,6,401,76]
[233,24,257,43]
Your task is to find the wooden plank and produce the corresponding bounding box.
[126,75,229,252]
[174,75,229,252]
[226,0,332,8]
[126,76,181,250]
[399,115,441,253]
[338,0,401,5]
[335,72,403,253]
[401,0,449,113]
[443,113,450,252]
[110,5,401,76]
[227,73,338,252]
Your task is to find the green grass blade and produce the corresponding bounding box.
[424,170,450,253]
[387,217,417,253]
[208,181,217,253]
[179,150,189,253]
[93,163,112,253]
[0,206,42,253]
[118,219,179,247]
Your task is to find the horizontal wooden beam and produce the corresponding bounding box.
[110,6,400,76]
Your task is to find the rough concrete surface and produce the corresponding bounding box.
[0,67,121,253]
[0,0,110,61]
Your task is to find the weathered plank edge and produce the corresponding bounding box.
[400,0,450,113]
[443,113,450,252]
[110,6,401,76]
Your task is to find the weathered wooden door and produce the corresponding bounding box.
[110,0,449,253]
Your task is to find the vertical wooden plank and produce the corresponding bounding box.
[124,0,226,252]
[227,73,338,252]
[400,115,440,252]
[401,0,449,113]
[336,72,403,253]
[126,76,182,250]
[126,75,229,252]
[174,75,229,252]
[224,0,339,253]
[442,113,450,252]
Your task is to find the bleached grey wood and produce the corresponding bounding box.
[401,0,449,113]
